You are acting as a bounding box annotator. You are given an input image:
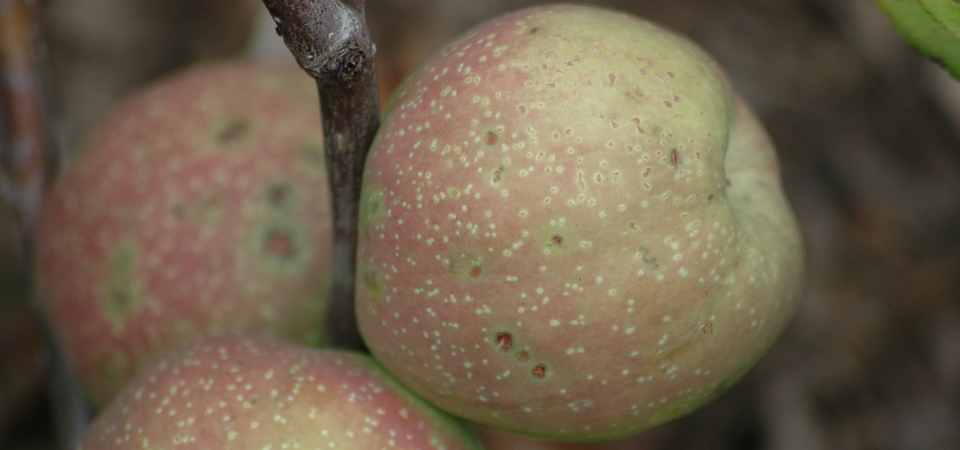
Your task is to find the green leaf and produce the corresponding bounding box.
[874,0,960,80]
[917,0,960,39]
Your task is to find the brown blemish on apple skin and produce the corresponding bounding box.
[637,246,660,268]
[256,223,309,271]
[699,321,713,335]
[551,235,563,246]
[670,149,680,167]
[485,131,498,146]
[517,350,529,362]
[470,267,482,278]
[533,364,547,378]
[492,166,504,184]
[268,183,292,207]
[265,231,294,260]
[496,332,513,351]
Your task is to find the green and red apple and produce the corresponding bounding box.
[79,335,483,450]
[356,4,804,441]
[34,62,333,408]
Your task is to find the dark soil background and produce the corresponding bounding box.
[2,0,959,449]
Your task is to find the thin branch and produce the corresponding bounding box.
[1,1,91,448]
[262,0,380,350]
[0,0,58,261]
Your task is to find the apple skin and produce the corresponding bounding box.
[355,4,804,441]
[79,335,484,450]
[34,62,333,408]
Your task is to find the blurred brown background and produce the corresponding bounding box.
[2,0,959,449]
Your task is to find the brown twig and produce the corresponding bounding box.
[261,0,379,350]
[1,1,92,448]
[0,0,58,260]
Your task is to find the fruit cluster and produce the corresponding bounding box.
[36,5,803,449]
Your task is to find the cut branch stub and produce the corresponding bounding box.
[263,0,375,86]
[0,0,60,262]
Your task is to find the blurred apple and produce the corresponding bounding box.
[35,62,333,408]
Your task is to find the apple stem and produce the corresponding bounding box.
[1,1,93,448]
[262,0,379,351]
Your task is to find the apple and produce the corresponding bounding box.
[78,335,483,450]
[34,62,333,408]
[355,4,804,441]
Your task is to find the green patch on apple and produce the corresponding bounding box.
[358,183,386,244]
[210,116,255,148]
[102,242,140,332]
[263,180,299,211]
[360,266,383,298]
